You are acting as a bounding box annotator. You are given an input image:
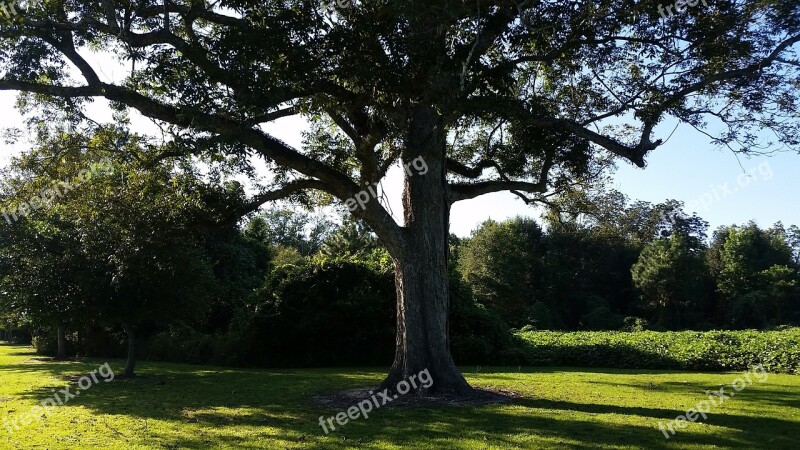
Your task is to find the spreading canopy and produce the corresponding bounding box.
[1,0,797,248]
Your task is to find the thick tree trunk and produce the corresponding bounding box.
[379,107,474,397]
[56,325,66,359]
[124,327,136,378]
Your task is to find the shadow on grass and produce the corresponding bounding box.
[2,343,799,449]
[582,377,800,410]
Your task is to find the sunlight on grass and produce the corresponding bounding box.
[1,343,799,449]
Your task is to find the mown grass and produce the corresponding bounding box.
[1,342,799,449]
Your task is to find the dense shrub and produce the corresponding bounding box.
[525,302,555,330]
[32,334,58,355]
[141,259,522,368]
[449,271,523,364]
[226,259,397,367]
[143,323,221,364]
[517,329,800,373]
[580,306,624,330]
[623,316,650,332]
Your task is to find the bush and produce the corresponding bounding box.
[143,323,218,364]
[145,258,397,368]
[525,302,555,330]
[32,328,76,357]
[580,306,624,330]
[141,259,522,368]
[450,270,523,364]
[516,329,800,373]
[32,334,57,355]
[623,316,650,332]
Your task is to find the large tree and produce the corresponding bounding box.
[1,0,799,395]
[1,127,223,375]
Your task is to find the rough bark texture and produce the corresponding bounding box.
[379,107,474,397]
[56,325,66,359]
[124,327,136,378]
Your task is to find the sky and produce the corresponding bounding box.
[1,63,798,238]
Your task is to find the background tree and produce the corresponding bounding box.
[0,140,111,358]
[457,218,544,326]
[2,0,799,395]
[716,223,799,328]
[631,233,709,329]
[202,227,272,334]
[1,127,227,375]
[319,218,381,259]
[72,143,218,377]
[245,208,332,256]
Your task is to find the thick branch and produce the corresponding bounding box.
[0,78,402,248]
[445,158,500,178]
[449,149,555,203]
[238,179,329,217]
[449,179,547,203]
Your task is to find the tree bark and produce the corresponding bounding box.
[56,325,67,359]
[124,326,136,378]
[379,107,474,397]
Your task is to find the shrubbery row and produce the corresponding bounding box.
[140,259,516,367]
[515,329,800,374]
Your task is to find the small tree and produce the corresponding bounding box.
[0,148,106,358]
[68,141,218,377]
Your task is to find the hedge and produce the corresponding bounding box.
[515,329,800,374]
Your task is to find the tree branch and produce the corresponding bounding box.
[449,149,555,203]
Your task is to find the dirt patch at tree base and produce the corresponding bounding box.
[313,387,520,409]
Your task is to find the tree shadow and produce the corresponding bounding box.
[2,343,798,449]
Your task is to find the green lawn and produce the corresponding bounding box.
[1,342,799,449]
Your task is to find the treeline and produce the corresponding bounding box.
[458,206,800,332]
[1,130,798,371]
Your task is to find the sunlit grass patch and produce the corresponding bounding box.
[1,343,799,449]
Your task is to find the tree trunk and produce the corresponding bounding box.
[56,325,67,359]
[124,326,136,378]
[379,107,474,397]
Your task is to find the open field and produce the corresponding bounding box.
[1,342,799,449]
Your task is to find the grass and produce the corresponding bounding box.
[1,342,799,449]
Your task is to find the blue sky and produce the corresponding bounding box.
[1,90,798,238]
[453,120,800,236]
[612,127,800,234]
